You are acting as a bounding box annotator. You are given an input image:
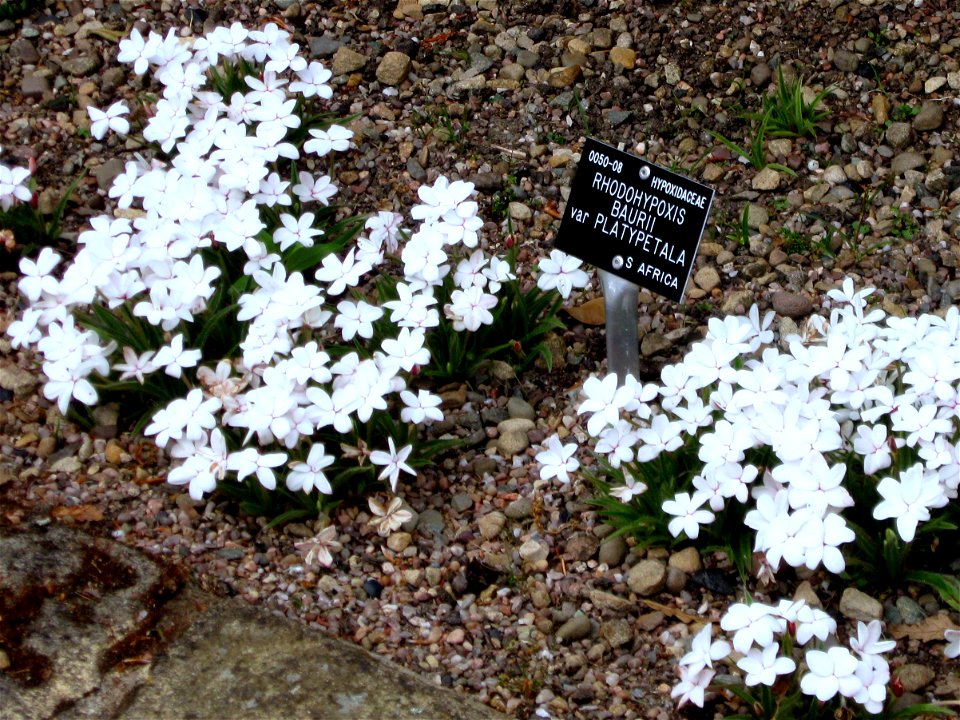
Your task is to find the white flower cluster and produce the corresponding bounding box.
[539,279,959,575]
[7,23,511,502]
[0,148,32,211]
[674,604,895,714]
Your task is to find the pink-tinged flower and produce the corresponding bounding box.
[444,286,497,332]
[736,643,796,686]
[369,437,415,492]
[609,475,647,503]
[295,525,342,568]
[800,646,863,702]
[368,495,413,536]
[536,249,589,299]
[536,435,579,484]
[852,423,893,475]
[671,666,714,709]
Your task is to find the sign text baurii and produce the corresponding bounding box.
[554,137,715,303]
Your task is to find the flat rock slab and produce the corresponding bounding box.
[1,524,504,720]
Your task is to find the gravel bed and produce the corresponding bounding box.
[1,0,959,718]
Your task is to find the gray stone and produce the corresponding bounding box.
[406,157,427,181]
[605,110,632,127]
[752,167,781,191]
[416,508,445,534]
[833,48,860,72]
[895,664,936,693]
[21,73,50,98]
[516,49,540,69]
[376,51,412,86]
[891,151,926,176]
[556,613,593,642]
[693,266,720,292]
[885,121,913,148]
[496,430,529,457]
[626,559,666,596]
[721,290,755,314]
[839,587,883,622]
[497,418,535,435]
[912,102,944,132]
[599,619,633,648]
[59,54,102,77]
[272,0,298,8]
[331,46,367,75]
[12,38,40,64]
[508,201,532,220]
[499,63,526,82]
[597,535,628,567]
[793,580,822,608]
[477,511,506,540]
[565,532,600,562]
[665,566,687,594]
[895,596,927,625]
[668,547,702,574]
[747,203,770,230]
[309,35,342,57]
[640,332,671,358]
[451,493,473,513]
[750,62,772,87]
[95,158,126,190]
[772,291,813,318]
[506,396,536,421]
[0,365,39,396]
[504,496,534,520]
[473,457,498,477]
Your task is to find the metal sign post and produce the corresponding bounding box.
[598,268,640,384]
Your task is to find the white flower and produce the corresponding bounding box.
[849,620,897,657]
[536,435,579,484]
[800,646,863,702]
[87,101,130,140]
[303,125,353,156]
[662,492,715,540]
[370,437,415,492]
[873,464,948,542]
[944,629,960,659]
[334,299,383,341]
[679,623,731,676]
[286,443,335,494]
[720,602,782,654]
[227,447,287,490]
[578,374,634,437]
[399,389,443,424]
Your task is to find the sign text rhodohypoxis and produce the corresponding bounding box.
[555,138,715,302]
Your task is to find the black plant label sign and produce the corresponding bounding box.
[555,137,716,303]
